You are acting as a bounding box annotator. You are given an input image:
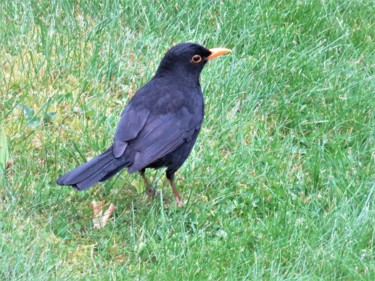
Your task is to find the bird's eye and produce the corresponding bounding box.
[191,55,202,64]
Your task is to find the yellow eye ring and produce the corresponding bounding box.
[191,55,202,64]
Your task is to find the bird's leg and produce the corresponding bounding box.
[140,169,155,198]
[166,172,184,207]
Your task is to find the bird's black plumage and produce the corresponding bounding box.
[57,42,229,205]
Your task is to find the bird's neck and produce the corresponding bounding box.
[154,70,200,87]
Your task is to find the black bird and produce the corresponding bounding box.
[57,43,231,206]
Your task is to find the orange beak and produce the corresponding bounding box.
[207,48,231,60]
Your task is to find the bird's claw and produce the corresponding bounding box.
[175,198,185,207]
[147,187,155,198]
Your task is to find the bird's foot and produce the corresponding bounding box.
[175,198,185,207]
[146,187,156,198]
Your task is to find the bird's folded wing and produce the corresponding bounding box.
[127,114,188,173]
[113,106,150,158]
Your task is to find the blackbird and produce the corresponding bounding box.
[57,42,231,206]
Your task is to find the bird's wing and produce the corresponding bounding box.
[113,105,150,158]
[127,109,197,173]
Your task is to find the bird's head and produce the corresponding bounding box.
[155,42,231,82]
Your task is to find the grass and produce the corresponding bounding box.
[0,0,374,279]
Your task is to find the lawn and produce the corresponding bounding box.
[0,0,374,280]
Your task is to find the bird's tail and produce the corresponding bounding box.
[56,147,130,190]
